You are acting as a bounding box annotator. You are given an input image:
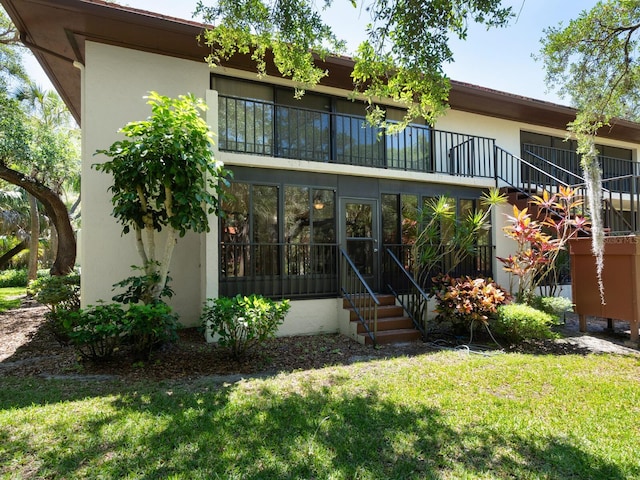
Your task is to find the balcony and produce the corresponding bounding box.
[218,94,496,178]
[522,144,637,192]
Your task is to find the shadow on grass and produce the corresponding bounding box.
[1,378,635,479]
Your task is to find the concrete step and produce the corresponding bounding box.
[342,294,396,308]
[353,316,415,333]
[348,304,404,321]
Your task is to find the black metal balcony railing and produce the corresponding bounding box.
[218,95,496,178]
[382,244,494,290]
[220,242,338,298]
[522,144,637,192]
[220,241,495,299]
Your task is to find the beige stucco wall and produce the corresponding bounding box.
[81,42,210,325]
[81,45,637,334]
[437,108,640,291]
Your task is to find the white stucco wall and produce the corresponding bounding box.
[80,46,637,334]
[81,42,210,324]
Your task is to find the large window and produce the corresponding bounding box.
[382,193,491,279]
[276,90,330,161]
[214,75,434,172]
[521,131,634,183]
[220,181,337,298]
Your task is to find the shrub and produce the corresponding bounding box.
[28,274,81,311]
[531,295,573,321]
[60,303,127,361]
[431,274,510,334]
[0,269,48,288]
[495,303,560,344]
[123,302,180,359]
[28,274,81,345]
[201,294,290,359]
[111,266,174,305]
[59,301,180,362]
[0,269,27,288]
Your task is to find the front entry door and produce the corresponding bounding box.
[341,198,379,290]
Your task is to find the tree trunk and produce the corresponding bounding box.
[0,164,75,275]
[0,240,27,270]
[28,193,39,281]
[50,222,59,266]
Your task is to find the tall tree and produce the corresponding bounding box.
[95,92,230,304]
[0,9,78,275]
[540,0,640,302]
[195,0,513,130]
[17,84,81,278]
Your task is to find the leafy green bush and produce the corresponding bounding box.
[123,302,179,359]
[531,295,573,321]
[0,269,27,288]
[60,304,127,361]
[0,269,48,287]
[111,266,174,305]
[28,274,81,311]
[201,294,290,359]
[60,301,180,361]
[431,274,510,333]
[495,303,560,344]
[28,274,81,345]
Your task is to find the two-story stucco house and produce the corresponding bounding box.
[4,0,640,343]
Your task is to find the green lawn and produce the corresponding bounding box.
[1,352,639,479]
[0,287,24,312]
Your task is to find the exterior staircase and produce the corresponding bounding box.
[342,294,422,345]
[501,187,548,221]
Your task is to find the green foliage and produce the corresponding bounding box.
[540,0,640,303]
[60,304,127,361]
[0,268,27,287]
[94,91,231,303]
[196,0,512,128]
[94,91,230,238]
[122,303,180,359]
[60,302,180,362]
[531,295,574,321]
[28,273,80,312]
[431,274,510,333]
[0,268,47,287]
[495,303,560,344]
[201,294,290,358]
[413,188,505,286]
[111,265,174,305]
[28,273,81,345]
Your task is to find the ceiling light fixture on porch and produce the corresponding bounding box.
[313,199,324,210]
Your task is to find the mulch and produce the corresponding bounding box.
[1,297,637,382]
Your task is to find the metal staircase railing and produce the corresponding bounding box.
[339,248,379,345]
[383,248,429,339]
[495,146,637,235]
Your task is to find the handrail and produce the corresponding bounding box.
[217,94,496,177]
[497,145,640,236]
[384,248,428,338]
[496,146,573,188]
[523,149,586,184]
[339,248,380,345]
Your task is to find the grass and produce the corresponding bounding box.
[1,352,639,479]
[0,287,25,312]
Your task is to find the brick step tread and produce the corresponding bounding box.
[352,316,414,333]
[349,305,404,321]
[342,294,396,308]
[362,328,422,345]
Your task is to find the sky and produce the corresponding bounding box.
[23,0,600,107]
